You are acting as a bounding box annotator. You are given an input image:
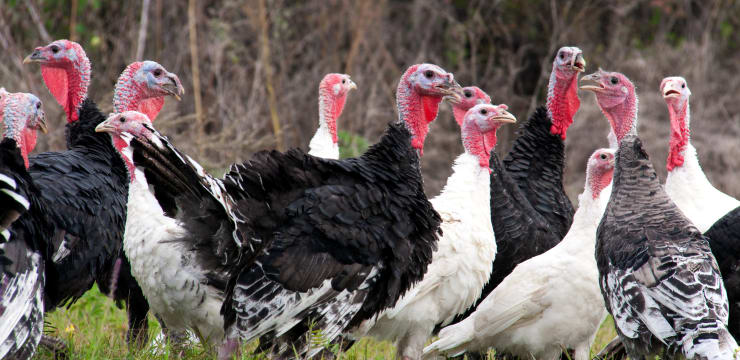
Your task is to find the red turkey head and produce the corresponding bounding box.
[552,47,586,78]
[96,111,155,180]
[24,39,90,123]
[95,111,154,139]
[580,69,637,145]
[1,90,47,167]
[548,46,585,139]
[586,148,615,199]
[397,63,462,153]
[660,76,692,171]
[318,73,357,143]
[462,103,516,170]
[113,61,185,121]
[447,86,491,127]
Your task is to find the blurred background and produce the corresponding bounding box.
[2,0,739,201]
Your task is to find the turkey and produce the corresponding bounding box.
[661,77,740,340]
[23,39,182,343]
[582,69,739,360]
[112,59,186,345]
[704,207,740,339]
[661,76,739,232]
[95,63,459,359]
[451,47,586,337]
[0,89,34,233]
[425,148,614,360]
[0,89,51,359]
[308,73,356,159]
[356,102,516,360]
[113,60,184,119]
[449,86,492,126]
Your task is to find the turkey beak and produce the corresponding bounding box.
[493,110,517,124]
[163,73,185,101]
[572,53,586,72]
[36,118,48,134]
[95,120,116,134]
[662,82,681,99]
[23,50,44,64]
[348,79,357,91]
[443,94,461,105]
[441,78,463,103]
[579,72,605,92]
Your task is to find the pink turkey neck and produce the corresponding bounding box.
[41,53,90,123]
[453,105,473,126]
[589,165,614,199]
[547,69,580,140]
[601,92,638,144]
[318,84,348,144]
[396,68,443,155]
[112,136,136,182]
[666,101,690,171]
[462,122,498,171]
[113,62,164,121]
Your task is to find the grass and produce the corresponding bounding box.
[33,285,619,360]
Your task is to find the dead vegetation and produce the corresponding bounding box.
[1,0,739,199]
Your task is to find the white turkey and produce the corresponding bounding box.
[308,73,356,159]
[357,102,515,360]
[424,148,614,360]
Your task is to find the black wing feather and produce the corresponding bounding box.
[0,138,51,359]
[704,206,740,339]
[220,123,440,354]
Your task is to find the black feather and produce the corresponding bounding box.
[704,206,740,339]
[28,99,148,341]
[448,106,573,330]
[596,135,732,359]
[0,138,52,359]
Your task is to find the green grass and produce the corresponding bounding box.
[33,286,618,359]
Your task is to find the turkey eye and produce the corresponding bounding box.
[424,70,434,78]
[480,109,488,115]
[36,103,41,109]
[119,117,126,123]
[681,84,685,88]
[50,45,60,53]
[464,90,472,98]
[153,69,163,77]
[600,154,607,160]
[610,77,619,85]
[341,79,346,84]
[559,52,564,59]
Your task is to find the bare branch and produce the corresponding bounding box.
[135,0,151,61]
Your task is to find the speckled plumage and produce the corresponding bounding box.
[596,135,737,360]
[0,138,52,360]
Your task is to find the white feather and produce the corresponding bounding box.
[308,124,339,159]
[123,170,225,345]
[665,144,740,232]
[358,153,496,360]
[424,179,612,360]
